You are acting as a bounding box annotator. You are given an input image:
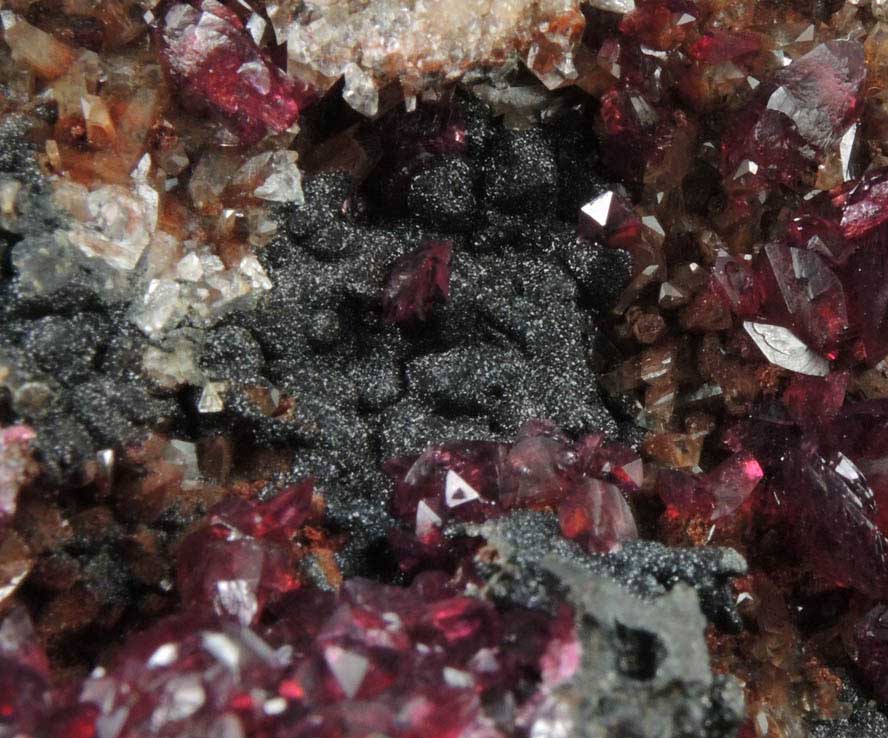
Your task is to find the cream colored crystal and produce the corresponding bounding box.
[285,0,587,114]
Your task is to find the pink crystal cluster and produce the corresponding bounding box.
[0,484,580,738]
[157,0,314,143]
[572,4,888,706]
[386,419,641,556]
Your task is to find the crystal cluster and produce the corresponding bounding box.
[283,0,588,115]
[387,419,641,555]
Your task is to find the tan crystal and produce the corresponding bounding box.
[285,0,585,114]
[1,12,76,80]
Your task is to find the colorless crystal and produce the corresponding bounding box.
[198,382,228,413]
[135,279,182,336]
[285,0,584,111]
[743,321,830,376]
[588,0,636,12]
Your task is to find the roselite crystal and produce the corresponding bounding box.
[381,241,453,326]
[722,40,866,186]
[386,420,641,554]
[157,1,312,143]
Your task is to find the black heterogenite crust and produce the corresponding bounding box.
[1,94,633,573]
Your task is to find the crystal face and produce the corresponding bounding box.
[381,241,453,326]
[158,1,311,142]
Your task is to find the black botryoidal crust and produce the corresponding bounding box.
[1,93,633,575]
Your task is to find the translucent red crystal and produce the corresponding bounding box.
[386,420,640,555]
[558,477,638,553]
[176,487,310,625]
[689,31,761,64]
[157,1,312,143]
[381,241,453,326]
[754,243,848,356]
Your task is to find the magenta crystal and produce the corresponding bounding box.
[755,243,848,356]
[722,40,865,185]
[765,40,865,152]
[783,447,888,595]
[839,167,888,240]
[558,477,638,553]
[500,420,576,509]
[77,613,290,738]
[386,440,506,529]
[158,1,312,143]
[658,467,713,521]
[382,241,453,326]
[711,254,760,318]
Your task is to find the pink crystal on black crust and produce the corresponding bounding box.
[386,419,640,555]
[381,241,453,326]
[157,1,313,143]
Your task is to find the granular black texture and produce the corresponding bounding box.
[812,685,888,738]
[459,511,748,632]
[1,93,632,576]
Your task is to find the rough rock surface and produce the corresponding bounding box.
[465,512,747,738]
[461,510,748,630]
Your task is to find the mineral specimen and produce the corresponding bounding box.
[8,1,888,737]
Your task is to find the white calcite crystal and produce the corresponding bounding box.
[131,247,274,337]
[284,0,587,114]
[30,151,277,340]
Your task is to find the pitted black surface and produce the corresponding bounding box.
[1,94,633,566]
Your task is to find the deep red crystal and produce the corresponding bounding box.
[689,31,761,63]
[382,241,453,326]
[177,489,308,625]
[782,447,888,595]
[782,372,849,426]
[755,243,848,355]
[158,1,311,143]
